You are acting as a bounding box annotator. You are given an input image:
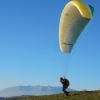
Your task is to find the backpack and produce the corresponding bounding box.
[64,78,70,88]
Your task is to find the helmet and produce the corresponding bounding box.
[60,77,63,81]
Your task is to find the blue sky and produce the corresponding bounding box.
[0,0,100,91]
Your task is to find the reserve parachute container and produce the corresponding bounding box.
[59,0,94,53]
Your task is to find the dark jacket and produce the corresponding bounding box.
[60,78,70,88]
[60,79,66,86]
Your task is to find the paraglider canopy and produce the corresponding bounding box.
[59,0,94,53]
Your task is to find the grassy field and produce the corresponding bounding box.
[12,90,100,100]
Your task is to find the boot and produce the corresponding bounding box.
[66,92,69,96]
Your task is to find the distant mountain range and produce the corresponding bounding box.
[0,85,75,97]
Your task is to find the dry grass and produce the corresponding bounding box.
[5,90,100,100]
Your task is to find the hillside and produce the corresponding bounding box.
[4,90,100,100]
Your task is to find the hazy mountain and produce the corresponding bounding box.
[0,97,3,100]
[0,85,75,97]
